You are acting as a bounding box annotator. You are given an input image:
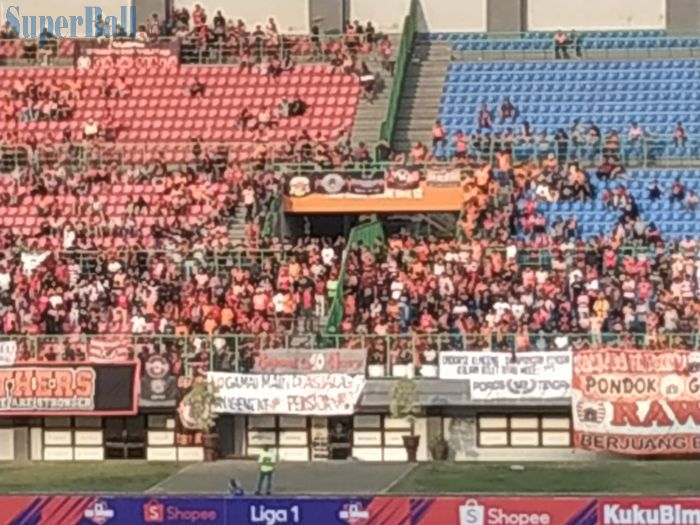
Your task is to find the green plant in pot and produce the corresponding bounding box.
[429,434,449,461]
[180,380,222,462]
[390,378,421,462]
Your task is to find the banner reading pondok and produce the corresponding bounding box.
[572,349,700,455]
[9,496,700,525]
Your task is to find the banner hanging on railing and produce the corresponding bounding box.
[208,372,366,415]
[252,348,367,374]
[139,354,179,408]
[74,39,180,70]
[425,167,464,187]
[0,341,17,367]
[439,351,572,399]
[286,169,386,197]
[285,167,455,198]
[0,362,139,415]
[572,348,700,455]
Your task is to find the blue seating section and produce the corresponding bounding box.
[422,31,700,52]
[436,59,700,157]
[532,169,700,239]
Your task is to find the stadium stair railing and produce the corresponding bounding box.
[377,0,418,157]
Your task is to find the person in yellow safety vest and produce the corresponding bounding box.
[255,445,276,495]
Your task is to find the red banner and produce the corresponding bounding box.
[252,348,366,374]
[87,337,132,362]
[573,349,700,455]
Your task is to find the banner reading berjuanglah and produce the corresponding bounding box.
[208,372,366,415]
[573,348,700,455]
[439,351,572,400]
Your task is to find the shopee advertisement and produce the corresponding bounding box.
[410,497,598,525]
[4,495,700,525]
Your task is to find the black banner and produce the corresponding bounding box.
[285,169,386,197]
[386,167,421,190]
[139,354,179,408]
[0,363,139,415]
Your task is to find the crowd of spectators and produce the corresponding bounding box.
[3,79,75,123]
[334,232,700,355]
[432,110,685,167]
[0,233,344,339]
[2,13,699,372]
[0,151,288,253]
[159,10,391,66]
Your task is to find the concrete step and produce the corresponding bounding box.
[352,124,383,133]
[393,141,429,151]
[396,116,449,126]
[406,61,451,71]
[389,40,449,151]
[396,102,442,114]
[354,106,389,115]
[403,77,447,87]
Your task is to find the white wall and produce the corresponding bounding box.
[174,0,309,33]
[528,0,666,30]
[351,0,410,32]
[352,0,487,32]
[420,0,487,32]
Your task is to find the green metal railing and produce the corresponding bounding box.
[6,332,700,378]
[378,0,418,151]
[261,198,281,239]
[326,221,386,333]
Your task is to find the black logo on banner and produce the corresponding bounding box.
[386,168,421,190]
[140,355,178,407]
[320,173,346,194]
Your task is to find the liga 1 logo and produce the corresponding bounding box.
[459,499,552,525]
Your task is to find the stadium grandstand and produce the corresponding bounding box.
[0,0,699,503]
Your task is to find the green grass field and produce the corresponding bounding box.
[0,461,185,493]
[389,461,700,495]
[1,460,699,494]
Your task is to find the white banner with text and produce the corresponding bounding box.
[439,351,572,400]
[208,372,366,415]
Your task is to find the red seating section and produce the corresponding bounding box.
[0,40,75,59]
[0,175,231,250]
[1,64,360,163]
